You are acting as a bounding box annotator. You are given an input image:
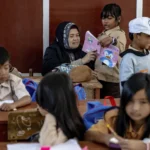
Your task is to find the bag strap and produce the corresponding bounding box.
[103,96,117,106]
[10,80,18,101]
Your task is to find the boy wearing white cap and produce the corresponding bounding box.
[120,17,150,89]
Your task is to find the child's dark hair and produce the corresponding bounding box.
[115,73,150,139]
[0,47,10,65]
[129,32,141,41]
[36,72,86,140]
[101,3,121,20]
[129,33,134,41]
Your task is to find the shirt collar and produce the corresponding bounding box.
[128,45,139,51]
[0,75,12,88]
[126,122,145,139]
[104,26,120,34]
[129,45,148,54]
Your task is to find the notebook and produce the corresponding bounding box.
[82,31,119,68]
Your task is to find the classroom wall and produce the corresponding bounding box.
[50,0,136,46]
[143,0,150,17]
[0,0,43,73]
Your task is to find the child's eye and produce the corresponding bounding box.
[108,16,113,19]
[141,101,147,104]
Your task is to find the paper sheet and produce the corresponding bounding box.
[0,100,14,106]
[7,139,82,150]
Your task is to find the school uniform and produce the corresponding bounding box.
[9,64,22,78]
[89,109,147,139]
[120,45,150,91]
[39,113,67,146]
[0,73,29,101]
[95,26,127,98]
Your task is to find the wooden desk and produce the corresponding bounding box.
[23,76,43,83]
[0,141,109,150]
[0,103,37,142]
[0,99,120,142]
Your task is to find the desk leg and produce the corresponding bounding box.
[95,88,100,99]
[0,123,7,141]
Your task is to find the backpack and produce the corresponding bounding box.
[74,84,86,100]
[22,78,38,102]
[83,96,118,130]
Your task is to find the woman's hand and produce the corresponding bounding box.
[82,51,97,64]
[92,70,98,79]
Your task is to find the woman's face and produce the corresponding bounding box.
[68,28,80,49]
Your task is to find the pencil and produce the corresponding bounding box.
[106,123,117,136]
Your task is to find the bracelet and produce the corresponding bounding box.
[147,143,150,150]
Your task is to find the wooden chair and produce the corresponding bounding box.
[81,79,103,99]
[7,110,44,141]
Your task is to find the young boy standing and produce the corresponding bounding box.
[0,47,31,111]
[120,17,150,90]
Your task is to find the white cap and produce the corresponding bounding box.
[129,17,150,35]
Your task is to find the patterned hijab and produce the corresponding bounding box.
[55,21,82,52]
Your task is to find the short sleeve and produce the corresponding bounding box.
[88,109,118,134]
[120,54,134,83]
[13,77,30,100]
[88,119,109,134]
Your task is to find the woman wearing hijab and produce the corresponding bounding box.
[42,21,96,76]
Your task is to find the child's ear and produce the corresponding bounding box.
[117,16,121,23]
[135,33,141,40]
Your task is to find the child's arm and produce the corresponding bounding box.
[12,95,31,108]
[84,130,114,146]
[0,75,31,111]
[120,55,134,88]
[84,119,114,146]
[118,138,147,150]
[0,96,31,111]
[98,31,126,53]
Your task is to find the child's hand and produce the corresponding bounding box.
[118,138,146,150]
[0,103,15,111]
[98,36,113,47]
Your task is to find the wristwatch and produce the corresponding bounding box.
[112,37,117,46]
